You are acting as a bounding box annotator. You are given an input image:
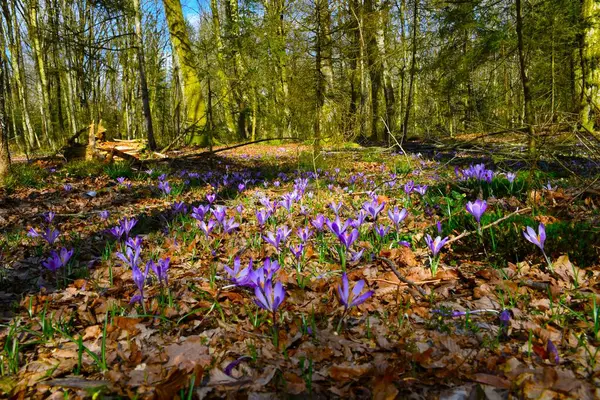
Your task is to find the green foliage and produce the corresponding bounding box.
[64,160,104,178]
[2,163,47,190]
[104,161,134,179]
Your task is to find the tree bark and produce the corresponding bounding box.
[580,0,600,131]
[0,51,11,178]
[516,0,535,158]
[133,0,157,150]
[400,0,418,144]
[163,0,208,146]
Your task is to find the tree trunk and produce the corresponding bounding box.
[516,0,535,158]
[365,0,382,142]
[400,0,418,144]
[133,0,157,150]
[211,0,237,137]
[3,0,37,150]
[163,0,208,146]
[580,0,600,131]
[225,0,249,140]
[27,0,54,148]
[0,25,11,177]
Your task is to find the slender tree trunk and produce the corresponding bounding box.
[133,0,157,150]
[4,0,37,150]
[400,0,418,143]
[27,0,54,148]
[163,0,208,146]
[516,0,535,158]
[0,56,9,178]
[580,0,600,131]
[226,0,249,139]
[211,0,237,137]
[365,0,382,141]
[377,0,396,144]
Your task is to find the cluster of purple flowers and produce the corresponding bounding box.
[29,212,74,274]
[108,217,137,241]
[455,163,494,183]
[115,236,171,307]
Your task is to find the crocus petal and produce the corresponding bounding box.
[350,290,374,308]
[254,286,270,311]
[351,279,365,299]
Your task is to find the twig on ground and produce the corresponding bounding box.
[446,207,532,245]
[375,256,428,298]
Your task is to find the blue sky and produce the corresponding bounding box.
[180,0,206,25]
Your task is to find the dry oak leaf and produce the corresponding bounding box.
[329,363,372,381]
[164,336,212,372]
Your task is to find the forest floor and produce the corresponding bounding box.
[0,143,599,399]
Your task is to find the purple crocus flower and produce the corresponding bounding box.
[388,207,408,229]
[374,224,390,239]
[263,258,281,277]
[337,229,359,249]
[254,279,285,313]
[131,261,149,304]
[466,199,487,224]
[349,249,364,262]
[499,309,511,329]
[172,202,187,215]
[311,215,326,231]
[42,251,62,272]
[523,223,546,252]
[41,228,60,245]
[44,211,56,224]
[206,193,216,204]
[547,340,560,364]
[280,195,294,212]
[425,234,449,258]
[149,257,171,286]
[224,258,254,286]
[354,210,368,227]
[222,217,240,234]
[414,185,428,196]
[362,199,385,220]
[63,184,72,192]
[290,244,304,260]
[111,217,137,240]
[256,209,270,228]
[211,206,227,225]
[404,180,414,194]
[326,216,349,236]
[117,177,126,185]
[297,227,313,243]
[27,227,40,238]
[191,205,210,221]
[199,219,217,238]
[337,273,373,310]
[99,210,110,220]
[398,240,411,248]
[116,237,142,269]
[158,181,171,195]
[235,204,244,215]
[263,226,291,251]
[506,172,516,183]
[330,201,343,215]
[58,247,74,266]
